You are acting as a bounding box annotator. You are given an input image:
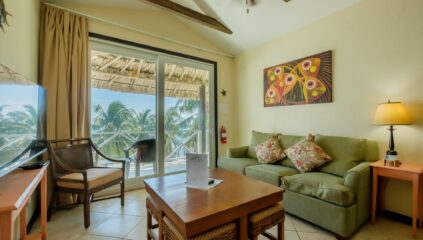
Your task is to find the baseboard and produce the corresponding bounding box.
[383,210,412,225]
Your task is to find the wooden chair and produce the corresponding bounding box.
[124,138,156,177]
[248,203,285,240]
[47,138,126,228]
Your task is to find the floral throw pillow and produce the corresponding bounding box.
[255,136,286,164]
[284,134,332,173]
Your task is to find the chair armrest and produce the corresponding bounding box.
[226,146,249,158]
[343,162,372,226]
[91,140,126,169]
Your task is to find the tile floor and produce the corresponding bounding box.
[33,189,423,240]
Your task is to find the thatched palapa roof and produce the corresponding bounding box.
[91,51,209,99]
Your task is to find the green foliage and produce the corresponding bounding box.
[91,99,203,160]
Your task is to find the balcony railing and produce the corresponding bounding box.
[91,129,208,177]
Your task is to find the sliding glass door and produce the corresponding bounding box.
[90,41,157,185]
[89,39,215,187]
[161,57,215,174]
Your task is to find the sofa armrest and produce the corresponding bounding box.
[226,146,249,158]
[343,162,371,227]
[343,162,371,188]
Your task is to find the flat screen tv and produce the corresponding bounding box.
[0,64,47,177]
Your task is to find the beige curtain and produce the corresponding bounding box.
[40,5,89,141]
[40,6,89,205]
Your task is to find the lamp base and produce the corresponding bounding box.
[384,159,401,167]
[385,150,398,161]
[384,150,401,167]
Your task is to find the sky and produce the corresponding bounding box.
[0,84,39,113]
[0,84,178,117]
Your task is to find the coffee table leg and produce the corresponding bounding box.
[239,215,248,240]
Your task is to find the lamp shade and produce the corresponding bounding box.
[373,101,411,125]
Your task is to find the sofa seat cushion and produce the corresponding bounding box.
[315,134,367,177]
[218,157,259,174]
[245,164,298,186]
[281,172,355,206]
[57,168,123,190]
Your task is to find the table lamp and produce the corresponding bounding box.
[373,100,411,166]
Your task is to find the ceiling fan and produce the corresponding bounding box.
[243,0,292,14]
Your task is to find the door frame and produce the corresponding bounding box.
[88,33,218,191]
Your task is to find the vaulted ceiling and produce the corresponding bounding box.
[48,0,360,55]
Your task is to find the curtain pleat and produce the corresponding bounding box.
[40,6,89,205]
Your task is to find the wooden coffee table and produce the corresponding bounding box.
[144,168,283,240]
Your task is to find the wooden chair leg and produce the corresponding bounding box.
[83,192,91,229]
[278,221,284,240]
[47,191,58,221]
[121,180,125,206]
[135,159,140,177]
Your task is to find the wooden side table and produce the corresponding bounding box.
[0,165,48,240]
[371,160,423,238]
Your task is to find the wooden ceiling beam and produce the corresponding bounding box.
[142,0,232,34]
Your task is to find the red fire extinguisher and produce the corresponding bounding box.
[220,126,227,144]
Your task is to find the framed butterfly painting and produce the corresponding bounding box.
[263,51,332,107]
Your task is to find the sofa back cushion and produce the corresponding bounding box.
[247,130,280,159]
[364,140,379,162]
[315,134,366,177]
[278,135,304,168]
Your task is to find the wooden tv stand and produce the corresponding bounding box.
[0,165,48,240]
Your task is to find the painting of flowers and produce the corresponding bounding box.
[263,51,332,107]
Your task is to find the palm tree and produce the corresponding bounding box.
[130,109,156,139]
[164,98,203,158]
[89,97,205,161]
[91,101,134,158]
[0,105,37,160]
[3,105,37,134]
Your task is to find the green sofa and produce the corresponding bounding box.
[217,131,379,238]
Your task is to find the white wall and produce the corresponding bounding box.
[0,0,41,237]
[234,0,423,216]
[0,0,40,81]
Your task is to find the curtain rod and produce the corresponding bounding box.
[42,2,234,58]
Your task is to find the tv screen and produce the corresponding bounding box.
[0,65,47,177]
